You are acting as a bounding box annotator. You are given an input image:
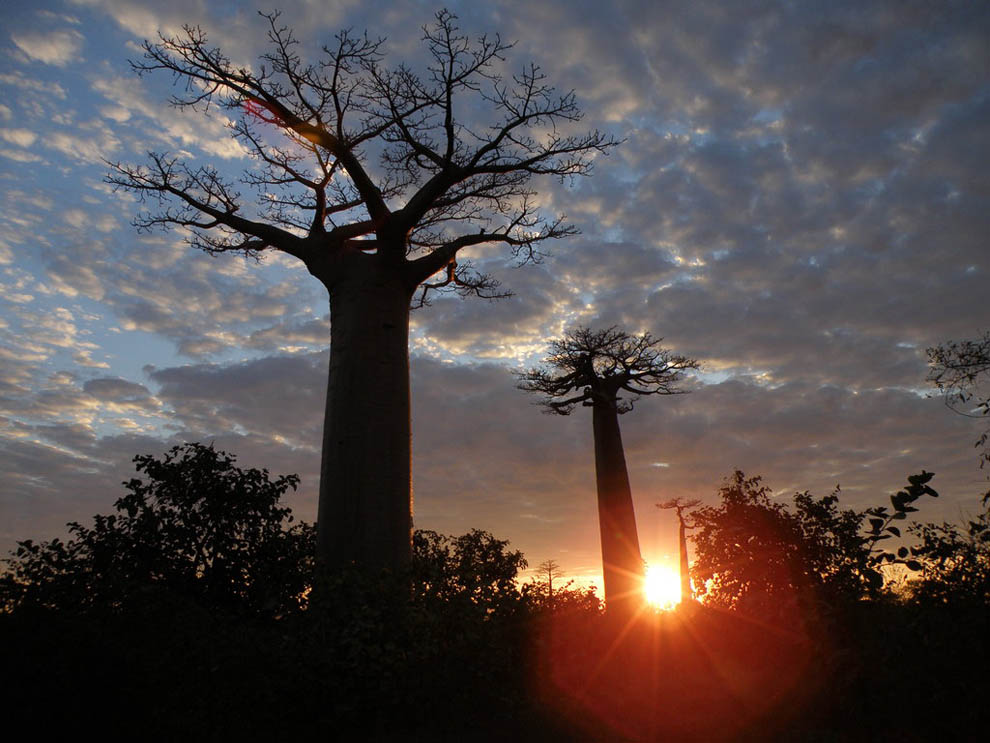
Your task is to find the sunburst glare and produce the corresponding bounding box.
[644,563,681,609]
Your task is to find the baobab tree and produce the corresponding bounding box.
[107,11,617,573]
[536,559,562,609]
[656,497,700,604]
[518,327,699,615]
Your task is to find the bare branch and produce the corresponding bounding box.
[927,331,990,405]
[927,330,990,471]
[657,498,703,526]
[105,153,309,261]
[132,18,392,224]
[518,327,701,415]
[114,11,617,296]
[412,258,511,308]
[405,197,575,290]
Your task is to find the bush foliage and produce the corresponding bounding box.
[1,443,313,617]
[688,470,943,625]
[2,444,988,740]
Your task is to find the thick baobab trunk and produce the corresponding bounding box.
[678,518,691,603]
[315,258,414,572]
[591,399,645,614]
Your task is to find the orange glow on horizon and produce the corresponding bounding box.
[644,563,681,609]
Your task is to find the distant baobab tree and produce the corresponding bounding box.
[537,559,562,608]
[107,11,617,574]
[657,497,701,604]
[519,327,699,615]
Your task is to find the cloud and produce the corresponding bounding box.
[0,71,67,99]
[31,230,319,361]
[10,29,84,66]
[91,74,248,160]
[244,315,331,352]
[149,353,327,448]
[44,124,121,164]
[0,149,44,163]
[82,377,152,402]
[2,0,990,573]
[69,0,273,56]
[0,128,37,147]
[73,350,110,368]
[411,261,574,362]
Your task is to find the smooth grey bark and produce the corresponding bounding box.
[591,397,645,614]
[313,252,415,570]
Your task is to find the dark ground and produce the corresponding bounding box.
[4,597,986,742]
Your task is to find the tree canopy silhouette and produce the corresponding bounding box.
[524,559,601,614]
[0,442,550,738]
[0,443,312,617]
[3,444,988,741]
[908,502,990,607]
[519,327,699,615]
[412,528,527,619]
[688,470,939,625]
[106,10,618,574]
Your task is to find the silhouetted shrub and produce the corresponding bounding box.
[5,449,989,741]
[908,502,990,606]
[522,577,603,615]
[0,442,313,618]
[412,527,528,617]
[689,471,938,626]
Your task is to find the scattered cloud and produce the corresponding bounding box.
[44,123,121,163]
[0,149,44,163]
[73,350,110,368]
[0,71,67,99]
[0,128,38,147]
[10,29,84,66]
[1,0,988,570]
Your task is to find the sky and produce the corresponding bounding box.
[1,0,988,588]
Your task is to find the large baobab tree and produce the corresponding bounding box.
[656,497,700,604]
[518,327,699,614]
[107,11,616,573]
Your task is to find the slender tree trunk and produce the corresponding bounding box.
[314,256,414,572]
[591,399,645,615]
[678,518,691,603]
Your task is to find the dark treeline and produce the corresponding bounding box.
[3,443,989,741]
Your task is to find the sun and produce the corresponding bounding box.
[644,564,681,609]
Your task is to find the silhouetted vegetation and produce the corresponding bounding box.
[908,505,990,607]
[1,443,313,618]
[928,329,990,483]
[3,444,988,740]
[688,470,939,624]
